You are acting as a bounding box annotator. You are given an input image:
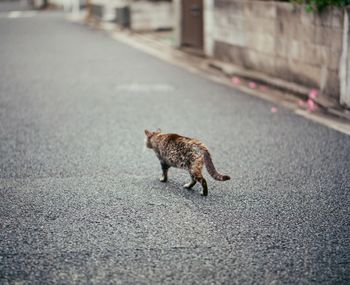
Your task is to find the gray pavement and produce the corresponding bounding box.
[0,0,32,13]
[0,7,350,285]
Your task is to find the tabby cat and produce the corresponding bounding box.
[144,129,230,196]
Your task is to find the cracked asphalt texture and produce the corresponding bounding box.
[1,6,350,285]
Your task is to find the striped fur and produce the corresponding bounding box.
[203,151,230,181]
[145,129,230,196]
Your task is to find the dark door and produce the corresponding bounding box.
[181,0,203,49]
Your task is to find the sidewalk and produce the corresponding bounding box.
[68,13,350,135]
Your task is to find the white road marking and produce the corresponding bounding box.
[0,10,37,19]
[8,11,21,18]
[116,83,174,93]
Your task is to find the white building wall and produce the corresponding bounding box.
[340,8,350,108]
[173,0,181,47]
[203,0,214,56]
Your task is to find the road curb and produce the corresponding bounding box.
[209,60,350,122]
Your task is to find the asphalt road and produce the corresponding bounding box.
[0,7,350,285]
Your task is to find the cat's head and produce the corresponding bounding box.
[144,129,161,149]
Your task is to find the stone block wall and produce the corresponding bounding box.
[211,0,344,100]
[89,0,131,21]
[130,1,173,31]
[340,7,350,108]
[88,0,174,31]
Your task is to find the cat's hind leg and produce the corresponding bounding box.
[199,177,208,197]
[160,161,169,182]
[183,174,196,189]
[189,158,208,196]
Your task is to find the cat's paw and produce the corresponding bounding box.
[159,177,167,182]
[201,192,208,197]
[183,183,193,189]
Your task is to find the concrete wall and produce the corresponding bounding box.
[173,0,181,46]
[130,0,173,31]
[87,0,173,29]
[89,0,131,21]
[204,0,215,56]
[49,0,84,11]
[340,7,350,108]
[210,0,344,101]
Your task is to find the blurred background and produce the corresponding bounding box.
[1,0,350,284]
[2,0,349,111]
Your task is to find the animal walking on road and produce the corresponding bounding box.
[144,129,230,196]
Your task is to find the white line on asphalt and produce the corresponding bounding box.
[8,11,21,18]
[115,83,174,93]
[0,10,37,19]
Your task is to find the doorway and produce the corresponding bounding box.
[181,0,204,50]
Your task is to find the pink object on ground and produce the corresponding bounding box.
[270,107,278,113]
[231,76,241,85]
[249,82,257,89]
[309,89,318,99]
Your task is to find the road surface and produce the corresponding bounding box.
[0,6,349,285]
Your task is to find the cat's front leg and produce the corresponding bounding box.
[160,162,170,182]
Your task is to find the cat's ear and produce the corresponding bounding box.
[156,128,161,133]
[144,129,153,138]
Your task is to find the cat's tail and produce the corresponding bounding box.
[203,151,230,181]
